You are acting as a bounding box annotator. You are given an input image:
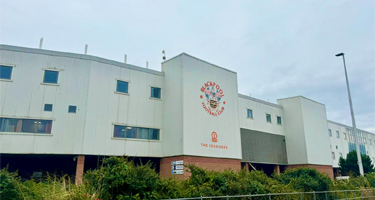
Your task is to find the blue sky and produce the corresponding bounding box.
[1,0,374,132]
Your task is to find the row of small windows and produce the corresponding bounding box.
[43,104,77,113]
[0,117,160,141]
[329,129,373,145]
[0,65,162,100]
[247,109,282,125]
[331,152,343,160]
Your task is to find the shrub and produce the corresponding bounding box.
[365,172,375,187]
[277,168,332,192]
[0,168,22,200]
[84,157,160,200]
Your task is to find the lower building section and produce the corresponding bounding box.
[287,164,334,179]
[160,156,241,179]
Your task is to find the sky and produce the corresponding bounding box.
[1,0,374,132]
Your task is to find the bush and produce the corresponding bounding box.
[84,157,160,200]
[0,168,22,200]
[277,168,332,192]
[366,172,375,187]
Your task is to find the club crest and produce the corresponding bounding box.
[200,81,225,116]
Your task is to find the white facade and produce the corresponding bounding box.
[1,44,374,169]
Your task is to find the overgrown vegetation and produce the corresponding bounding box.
[1,157,374,200]
[338,150,375,176]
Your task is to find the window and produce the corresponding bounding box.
[370,139,372,145]
[329,129,332,137]
[247,109,253,118]
[68,105,77,113]
[151,87,161,99]
[336,131,340,138]
[44,104,53,112]
[0,118,52,134]
[0,65,13,80]
[339,153,343,158]
[277,116,282,125]
[266,114,271,123]
[343,133,347,140]
[43,70,59,84]
[332,152,335,159]
[116,80,129,94]
[113,125,160,140]
[336,146,338,149]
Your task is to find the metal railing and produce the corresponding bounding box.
[163,189,375,200]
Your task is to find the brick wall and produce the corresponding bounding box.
[287,164,334,179]
[160,156,241,179]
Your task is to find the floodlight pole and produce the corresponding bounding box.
[336,52,364,176]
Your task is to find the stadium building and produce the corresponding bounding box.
[0,44,374,183]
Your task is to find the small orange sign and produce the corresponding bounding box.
[211,131,218,143]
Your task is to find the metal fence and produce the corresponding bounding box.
[163,189,375,200]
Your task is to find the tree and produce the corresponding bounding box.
[339,150,375,176]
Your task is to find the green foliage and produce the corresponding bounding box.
[1,158,374,200]
[84,157,160,200]
[339,151,375,176]
[0,168,21,200]
[276,168,332,192]
[365,172,375,187]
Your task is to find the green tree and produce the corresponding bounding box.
[339,150,375,176]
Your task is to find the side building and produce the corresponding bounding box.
[0,44,374,181]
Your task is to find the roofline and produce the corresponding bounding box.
[238,94,283,109]
[327,120,375,135]
[162,52,237,74]
[0,44,164,76]
[277,95,326,106]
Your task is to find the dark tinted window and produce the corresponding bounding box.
[247,109,253,118]
[68,105,77,113]
[266,114,272,122]
[151,87,161,99]
[113,125,160,140]
[0,65,13,80]
[277,116,282,125]
[43,70,59,84]
[44,104,53,112]
[116,80,128,93]
[0,118,52,134]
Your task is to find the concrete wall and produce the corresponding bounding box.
[238,94,284,136]
[0,45,164,157]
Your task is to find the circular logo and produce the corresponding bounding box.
[200,81,225,116]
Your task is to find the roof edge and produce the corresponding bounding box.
[327,120,375,135]
[238,94,283,109]
[0,44,164,76]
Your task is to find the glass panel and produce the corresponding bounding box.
[117,80,128,93]
[266,114,271,122]
[22,119,38,133]
[126,127,137,138]
[113,125,126,138]
[68,106,77,113]
[0,66,13,80]
[277,117,282,124]
[150,129,159,140]
[138,128,149,139]
[44,104,53,112]
[151,87,161,98]
[247,109,253,118]
[1,118,23,132]
[36,120,52,134]
[43,70,59,84]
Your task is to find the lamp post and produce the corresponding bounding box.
[335,52,364,176]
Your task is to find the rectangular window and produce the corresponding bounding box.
[0,118,52,134]
[370,139,372,145]
[336,131,340,138]
[277,116,282,125]
[266,114,271,123]
[0,65,13,80]
[68,105,77,113]
[332,152,335,159]
[339,153,343,158]
[151,87,161,99]
[43,70,59,84]
[343,133,347,140]
[44,104,53,112]
[116,80,129,94]
[329,129,332,137]
[247,109,253,118]
[113,125,160,140]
